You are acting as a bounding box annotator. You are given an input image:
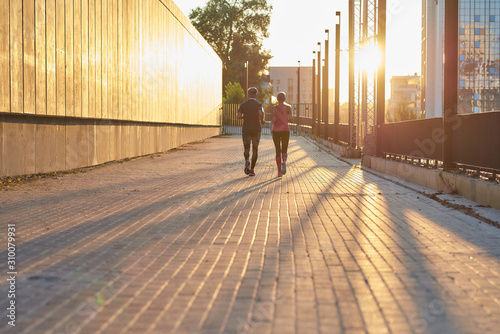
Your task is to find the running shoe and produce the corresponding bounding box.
[281,161,286,175]
[244,160,250,175]
[278,171,283,177]
[248,170,255,176]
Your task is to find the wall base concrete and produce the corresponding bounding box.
[0,113,219,178]
[362,155,500,210]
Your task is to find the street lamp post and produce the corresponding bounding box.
[316,43,322,137]
[334,12,341,144]
[245,61,249,99]
[297,60,301,134]
[323,30,330,139]
[312,52,316,135]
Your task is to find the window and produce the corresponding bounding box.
[460,54,465,61]
[475,28,480,35]
[460,80,465,88]
[475,41,480,48]
[475,15,480,22]
[491,15,496,22]
[474,107,479,113]
[490,68,495,74]
[474,93,479,100]
[460,28,465,35]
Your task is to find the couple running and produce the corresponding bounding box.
[237,87,291,177]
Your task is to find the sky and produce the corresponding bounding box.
[175,0,422,102]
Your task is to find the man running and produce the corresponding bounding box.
[237,87,266,176]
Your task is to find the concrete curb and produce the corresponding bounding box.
[362,155,500,210]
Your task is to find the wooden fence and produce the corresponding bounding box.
[0,0,222,177]
[0,0,222,125]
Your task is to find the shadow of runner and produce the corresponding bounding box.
[335,172,500,333]
[0,175,280,333]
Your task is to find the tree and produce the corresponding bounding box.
[387,97,422,122]
[189,0,273,89]
[223,82,245,104]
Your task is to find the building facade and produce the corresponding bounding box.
[422,0,500,117]
[458,0,500,114]
[269,67,313,105]
[387,74,422,121]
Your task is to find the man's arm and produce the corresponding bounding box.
[237,111,244,119]
[259,106,265,125]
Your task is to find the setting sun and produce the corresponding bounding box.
[357,43,382,72]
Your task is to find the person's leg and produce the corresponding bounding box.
[282,131,290,158]
[250,131,261,171]
[272,131,282,174]
[281,131,290,174]
[242,132,251,174]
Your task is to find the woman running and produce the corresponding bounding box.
[271,92,292,177]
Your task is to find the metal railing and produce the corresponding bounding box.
[221,103,353,149]
[379,111,500,181]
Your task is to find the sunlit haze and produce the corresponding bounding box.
[176,0,422,102]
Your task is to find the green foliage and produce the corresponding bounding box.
[223,82,245,104]
[189,0,273,88]
[258,85,273,104]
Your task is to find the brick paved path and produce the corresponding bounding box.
[1,135,500,334]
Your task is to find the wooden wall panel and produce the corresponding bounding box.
[153,0,158,123]
[107,0,112,120]
[130,0,138,122]
[23,0,36,114]
[35,0,46,115]
[55,0,65,116]
[0,0,9,113]
[46,0,56,116]
[65,0,74,117]
[118,0,123,121]
[111,0,117,120]
[142,0,147,123]
[101,0,108,119]
[81,0,89,117]
[123,0,130,121]
[10,0,23,114]
[3,0,222,123]
[88,0,95,118]
[138,1,143,123]
[95,0,102,118]
[74,0,82,117]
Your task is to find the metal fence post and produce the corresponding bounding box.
[317,44,322,137]
[324,31,330,140]
[348,0,355,149]
[334,12,341,144]
[443,0,458,170]
[376,0,386,157]
[297,60,301,135]
[312,53,316,136]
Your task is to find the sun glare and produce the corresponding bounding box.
[357,44,382,72]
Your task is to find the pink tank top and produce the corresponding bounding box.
[272,105,290,132]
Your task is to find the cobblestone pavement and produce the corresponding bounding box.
[1,135,500,334]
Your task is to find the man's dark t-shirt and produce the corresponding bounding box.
[238,99,263,133]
